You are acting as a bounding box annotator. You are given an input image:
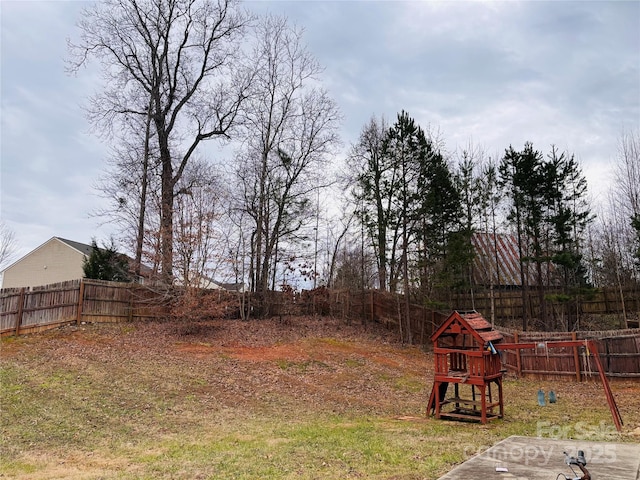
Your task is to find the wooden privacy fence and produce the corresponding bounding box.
[454,285,640,328]
[306,289,640,380]
[307,289,449,345]
[499,328,640,380]
[3,281,639,380]
[0,279,167,337]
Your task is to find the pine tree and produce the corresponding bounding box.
[543,146,594,329]
[500,143,593,329]
[83,240,132,282]
[383,111,426,296]
[417,140,461,303]
[453,149,484,296]
[351,116,394,291]
[500,143,545,329]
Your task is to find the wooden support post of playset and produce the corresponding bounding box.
[571,332,581,382]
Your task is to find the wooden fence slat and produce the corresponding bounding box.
[76,279,85,324]
[454,285,640,324]
[498,329,640,380]
[0,280,166,336]
[318,290,639,380]
[514,331,522,376]
[14,288,25,336]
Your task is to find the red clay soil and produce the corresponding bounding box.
[2,315,639,431]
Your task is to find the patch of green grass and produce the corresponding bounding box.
[394,375,424,393]
[129,416,459,479]
[1,325,636,480]
[1,335,19,346]
[344,358,365,367]
[120,325,137,334]
[276,359,330,372]
[0,459,40,476]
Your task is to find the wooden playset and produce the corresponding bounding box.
[427,310,505,424]
[427,310,623,431]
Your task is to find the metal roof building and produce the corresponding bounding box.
[471,232,555,288]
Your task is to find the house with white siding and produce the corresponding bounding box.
[1,237,241,291]
[0,237,146,289]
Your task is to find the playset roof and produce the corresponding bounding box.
[430,310,503,345]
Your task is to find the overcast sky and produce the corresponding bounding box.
[1,0,639,263]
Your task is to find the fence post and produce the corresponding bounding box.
[14,287,25,336]
[514,331,522,376]
[431,310,435,335]
[128,283,134,322]
[345,291,350,324]
[76,279,85,325]
[572,331,581,382]
[370,290,374,324]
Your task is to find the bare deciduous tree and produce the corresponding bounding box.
[593,129,640,326]
[233,15,340,296]
[69,0,252,283]
[614,130,640,219]
[325,208,355,289]
[349,116,392,291]
[92,110,160,278]
[613,130,640,271]
[173,160,226,288]
[0,221,18,271]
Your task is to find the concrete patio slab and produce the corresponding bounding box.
[438,435,639,480]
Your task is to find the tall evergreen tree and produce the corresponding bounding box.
[382,111,429,343]
[476,158,505,324]
[500,143,593,329]
[352,112,461,315]
[383,111,426,296]
[453,148,484,297]
[500,143,545,329]
[418,145,461,301]
[543,146,593,329]
[351,116,395,291]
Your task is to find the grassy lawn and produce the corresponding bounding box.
[1,317,638,479]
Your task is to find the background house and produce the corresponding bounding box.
[471,232,524,288]
[1,236,241,291]
[471,232,556,289]
[187,273,246,292]
[0,237,147,289]
[1,237,91,289]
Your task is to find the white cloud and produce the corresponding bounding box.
[1,0,638,257]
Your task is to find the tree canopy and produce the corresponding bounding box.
[71,0,638,328]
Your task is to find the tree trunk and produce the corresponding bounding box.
[515,206,529,331]
[158,125,174,284]
[134,101,152,278]
[254,152,268,294]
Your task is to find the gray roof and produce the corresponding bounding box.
[56,237,154,277]
[212,280,245,292]
[56,237,94,256]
